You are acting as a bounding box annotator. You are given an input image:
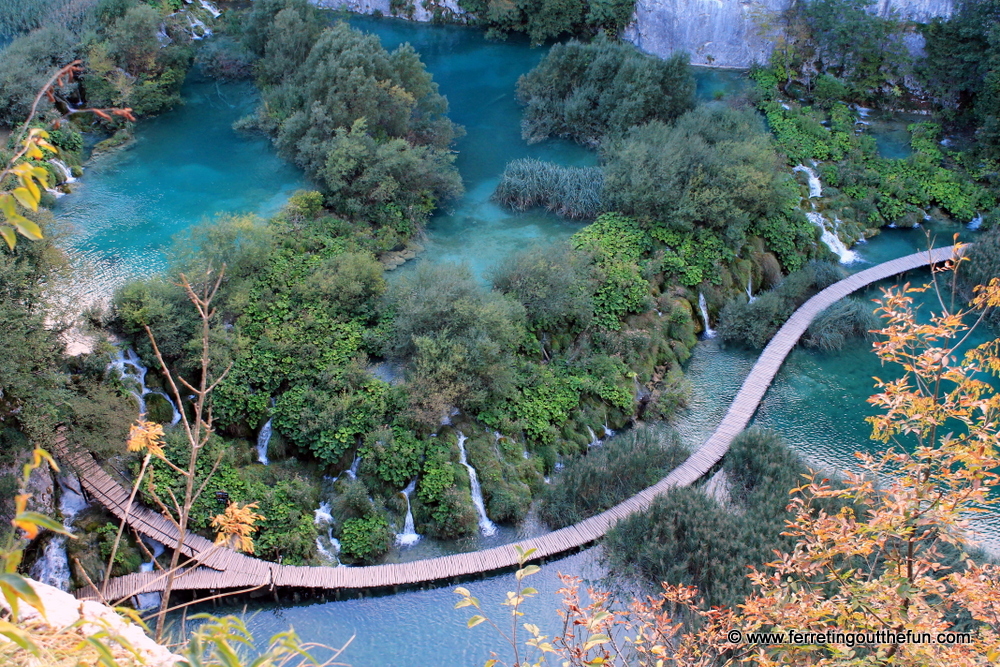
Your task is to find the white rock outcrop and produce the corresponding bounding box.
[311,0,466,22]
[0,578,180,667]
[624,0,954,68]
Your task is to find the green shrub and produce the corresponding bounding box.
[604,428,810,608]
[493,158,604,220]
[604,106,807,263]
[338,513,392,562]
[718,260,845,348]
[489,243,595,335]
[0,27,78,127]
[458,0,637,44]
[517,34,693,145]
[539,424,688,528]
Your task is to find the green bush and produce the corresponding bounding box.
[245,19,464,237]
[0,27,78,127]
[539,424,688,528]
[338,514,392,562]
[718,260,845,348]
[571,213,650,328]
[604,428,810,608]
[489,243,595,335]
[458,0,637,44]
[517,34,693,145]
[493,158,604,220]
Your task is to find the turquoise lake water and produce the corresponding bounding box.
[51,14,993,665]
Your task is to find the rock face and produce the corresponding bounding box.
[1,578,181,666]
[311,0,466,22]
[624,0,954,68]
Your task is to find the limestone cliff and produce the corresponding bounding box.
[624,0,954,69]
[312,0,466,22]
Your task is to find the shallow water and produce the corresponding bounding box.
[179,547,604,667]
[53,73,308,302]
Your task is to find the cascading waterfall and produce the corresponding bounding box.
[394,480,421,547]
[134,537,165,610]
[199,0,222,17]
[806,211,858,264]
[586,426,600,448]
[746,275,755,303]
[456,432,497,537]
[793,164,859,264]
[108,348,182,424]
[256,418,273,465]
[186,13,212,39]
[793,164,823,198]
[29,476,88,592]
[314,502,344,566]
[48,159,76,184]
[698,292,716,338]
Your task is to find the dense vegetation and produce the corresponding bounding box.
[492,159,603,220]
[516,35,694,146]
[539,424,688,529]
[603,428,810,608]
[236,1,463,247]
[0,0,214,129]
[458,0,636,45]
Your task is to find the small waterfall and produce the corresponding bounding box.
[186,13,212,39]
[199,0,222,17]
[586,426,600,448]
[746,275,755,303]
[807,211,858,264]
[456,432,497,537]
[698,292,715,338]
[793,164,823,198]
[314,502,344,566]
[341,454,360,480]
[108,348,182,424]
[970,214,984,231]
[29,476,88,592]
[602,424,615,439]
[395,480,421,547]
[48,159,76,184]
[134,537,165,610]
[256,418,272,465]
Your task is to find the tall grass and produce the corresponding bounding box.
[493,158,604,220]
[539,424,688,529]
[803,297,879,351]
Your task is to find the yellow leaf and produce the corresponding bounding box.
[11,187,37,212]
[13,218,42,241]
[0,227,15,250]
[467,615,486,628]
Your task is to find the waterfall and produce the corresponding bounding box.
[746,275,755,303]
[586,426,600,448]
[256,418,272,465]
[29,476,88,592]
[186,13,212,39]
[394,480,421,547]
[341,454,360,480]
[48,159,76,184]
[793,164,823,198]
[970,214,984,231]
[456,432,497,537]
[108,348,182,424]
[314,502,344,566]
[602,424,615,439]
[199,0,222,17]
[134,537,165,610]
[698,292,715,339]
[806,211,858,264]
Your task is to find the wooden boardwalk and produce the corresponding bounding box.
[66,246,957,603]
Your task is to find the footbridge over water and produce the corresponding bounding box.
[64,246,959,604]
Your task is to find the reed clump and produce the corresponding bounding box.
[492,158,604,220]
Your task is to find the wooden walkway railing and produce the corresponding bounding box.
[67,246,958,603]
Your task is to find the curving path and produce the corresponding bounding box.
[69,246,959,603]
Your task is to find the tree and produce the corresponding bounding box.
[463,247,1000,665]
[516,34,694,146]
